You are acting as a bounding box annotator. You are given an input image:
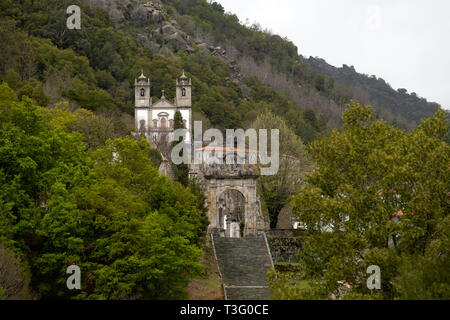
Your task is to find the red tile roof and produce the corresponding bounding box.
[194,146,298,159]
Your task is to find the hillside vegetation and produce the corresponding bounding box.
[1,0,443,136]
[269,103,449,300]
[0,0,448,300]
[304,57,442,129]
[0,82,209,299]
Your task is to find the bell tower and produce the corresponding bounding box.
[134,70,151,135]
[175,70,191,107]
[135,70,151,107]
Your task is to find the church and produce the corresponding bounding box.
[134,70,192,145]
[133,70,268,238]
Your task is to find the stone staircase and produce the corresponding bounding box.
[212,235,273,300]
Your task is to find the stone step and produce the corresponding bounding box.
[225,287,272,300]
[213,236,272,300]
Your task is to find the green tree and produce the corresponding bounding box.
[314,74,325,92]
[0,91,206,299]
[282,101,449,299]
[251,109,313,228]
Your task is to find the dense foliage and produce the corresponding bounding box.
[251,110,313,227]
[269,102,449,300]
[0,0,447,301]
[0,83,207,299]
[305,57,443,129]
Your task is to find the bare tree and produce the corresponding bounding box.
[237,55,343,129]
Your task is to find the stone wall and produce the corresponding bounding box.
[266,229,304,238]
[266,233,303,263]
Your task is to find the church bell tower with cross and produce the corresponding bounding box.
[134,70,192,145]
[175,70,192,108]
[135,69,152,108]
[134,70,152,134]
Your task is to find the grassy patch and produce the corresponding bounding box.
[187,235,224,300]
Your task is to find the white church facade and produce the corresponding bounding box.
[134,71,192,144]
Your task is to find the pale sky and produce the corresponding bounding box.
[216,0,450,110]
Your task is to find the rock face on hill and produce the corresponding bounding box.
[91,0,194,53]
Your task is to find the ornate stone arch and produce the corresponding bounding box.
[205,173,266,237]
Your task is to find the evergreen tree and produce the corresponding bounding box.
[171,110,190,186]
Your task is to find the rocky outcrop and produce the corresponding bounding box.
[90,0,132,25]
[137,34,161,51]
[88,1,240,80]
[196,42,209,55]
[159,21,194,53]
[89,0,195,53]
[130,0,164,24]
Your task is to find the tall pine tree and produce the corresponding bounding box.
[171,110,190,186]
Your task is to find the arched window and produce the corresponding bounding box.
[161,118,167,129]
[140,88,145,97]
[181,88,186,97]
[153,119,158,128]
[169,119,174,128]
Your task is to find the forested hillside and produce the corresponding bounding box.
[1,0,443,137]
[304,57,443,129]
[0,0,324,144]
[0,0,448,300]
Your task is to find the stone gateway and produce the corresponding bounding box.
[203,164,268,237]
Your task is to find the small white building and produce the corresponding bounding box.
[134,70,192,144]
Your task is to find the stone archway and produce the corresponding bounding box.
[203,168,268,237]
[218,189,246,238]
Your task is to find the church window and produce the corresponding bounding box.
[140,88,145,97]
[161,118,167,129]
[153,119,157,128]
[169,119,174,128]
[181,88,186,97]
